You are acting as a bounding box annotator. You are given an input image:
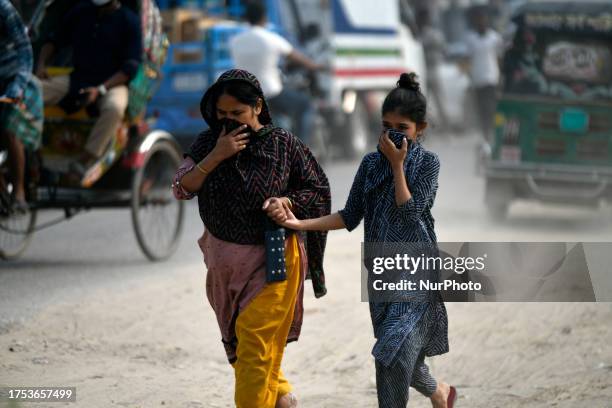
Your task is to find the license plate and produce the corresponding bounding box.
[559,108,589,133]
[500,146,521,163]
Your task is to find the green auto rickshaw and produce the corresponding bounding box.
[485,0,612,218]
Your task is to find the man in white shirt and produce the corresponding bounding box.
[229,1,323,145]
[465,6,503,149]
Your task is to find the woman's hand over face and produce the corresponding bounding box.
[211,124,250,162]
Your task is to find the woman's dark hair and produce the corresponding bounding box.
[381,72,427,125]
[212,80,261,109]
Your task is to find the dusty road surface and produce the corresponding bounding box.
[1,133,612,408]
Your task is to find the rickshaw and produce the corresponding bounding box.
[485,0,612,218]
[0,0,184,260]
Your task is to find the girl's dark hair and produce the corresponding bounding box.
[381,72,427,124]
[213,80,261,108]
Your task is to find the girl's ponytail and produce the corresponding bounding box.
[382,72,427,125]
[397,72,421,93]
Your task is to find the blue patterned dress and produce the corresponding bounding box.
[338,142,449,395]
[0,0,43,149]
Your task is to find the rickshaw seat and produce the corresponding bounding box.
[44,105,95,121]
[43,68,97,121]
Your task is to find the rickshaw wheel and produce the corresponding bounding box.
[0,197,37,261]
[131,139,184,261]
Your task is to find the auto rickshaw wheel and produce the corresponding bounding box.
[131,139,184,261]
[484,177,512,220]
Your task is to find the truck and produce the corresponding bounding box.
[147,0,426,158]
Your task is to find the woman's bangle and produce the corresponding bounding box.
[196,162,209,175]
[286,197,293,209]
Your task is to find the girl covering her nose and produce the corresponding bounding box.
[275,73,457,408]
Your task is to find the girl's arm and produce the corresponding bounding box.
[283,211,346,232]
[396,153,440,223]
[277,151,370,232]
[391,163,412,206]
[379,132,412,206]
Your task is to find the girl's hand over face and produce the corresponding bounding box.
[379,130,408,169]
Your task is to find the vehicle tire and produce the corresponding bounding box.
[0,207,37,260]
[0,152,37,260]
[131,139,184,261]
[485,178,512,220]
[343,97,370,159]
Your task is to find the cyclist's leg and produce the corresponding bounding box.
[85,85,128,159]
[0,98,25,203]
[4,132,25,203]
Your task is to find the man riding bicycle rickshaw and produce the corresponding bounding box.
[0,0,184,261]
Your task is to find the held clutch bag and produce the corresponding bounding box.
[264,217,287,283]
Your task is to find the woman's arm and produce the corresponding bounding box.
[178,151,223,194]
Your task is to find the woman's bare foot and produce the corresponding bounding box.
[430,382,451,408]
[275,392,298,408]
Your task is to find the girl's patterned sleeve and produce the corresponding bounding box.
[398,152,440,223]
[338,156,369,231]
[172,157,197,200]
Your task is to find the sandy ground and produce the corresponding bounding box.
[1,225,611,408]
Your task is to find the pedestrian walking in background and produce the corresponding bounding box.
[465,5,503,159]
